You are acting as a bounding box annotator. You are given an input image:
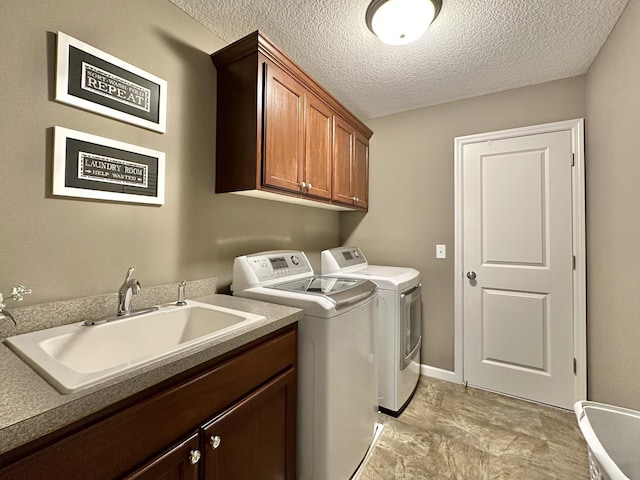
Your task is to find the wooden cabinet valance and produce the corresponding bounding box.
[211,31,372,211]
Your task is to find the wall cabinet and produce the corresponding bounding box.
[211,31,372,211]
[333,117,370,209]
[262,61,332,200]
[302,91,333,200]
[0,325,297,480]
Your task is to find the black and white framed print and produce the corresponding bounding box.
[53,127,165,205]
[55,32,167,133]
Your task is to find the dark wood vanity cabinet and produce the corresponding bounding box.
[211,31,371,210]
[200,369,294,479]
[124,433,201,480]
[0,324,297,480]
[126,368,295,480]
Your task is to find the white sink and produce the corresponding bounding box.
[5,301,266,394]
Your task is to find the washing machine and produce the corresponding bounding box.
[232,250,380,480]
[321,246,422,416]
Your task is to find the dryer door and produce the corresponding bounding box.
[400,283,422,370]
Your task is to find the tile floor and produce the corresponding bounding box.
[360,376,590,479]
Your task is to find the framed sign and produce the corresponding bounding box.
[53,127,165,205]
[55,32,167,133]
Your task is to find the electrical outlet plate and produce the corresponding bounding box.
[436,244,446,259]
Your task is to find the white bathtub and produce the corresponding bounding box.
[575,401,640,480]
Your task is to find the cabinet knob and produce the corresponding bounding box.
[300,182,307,189]
[209,435,222,449]
[189,449,201,465]
[307,183,312,189]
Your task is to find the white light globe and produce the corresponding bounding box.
[371,0,436,45]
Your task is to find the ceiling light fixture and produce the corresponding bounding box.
[366,0,442,46]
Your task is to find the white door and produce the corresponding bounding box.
[461,128,577,409]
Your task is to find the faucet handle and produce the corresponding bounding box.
[124,267,135,282]
[176,281,187,306]
[11,285,32,301]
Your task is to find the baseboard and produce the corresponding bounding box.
[420,364,459,383]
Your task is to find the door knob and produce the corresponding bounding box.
[466,271,477,280]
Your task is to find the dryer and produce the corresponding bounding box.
[322,246,422,416]
[232,250,380,480]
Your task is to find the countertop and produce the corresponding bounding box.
[0,294,302,456]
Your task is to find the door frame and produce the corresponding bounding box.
[453,118,587,404]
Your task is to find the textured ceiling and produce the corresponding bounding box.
[169,0,629,120]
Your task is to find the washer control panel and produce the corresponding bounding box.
[246,251,313,282]
[323,246,367,270]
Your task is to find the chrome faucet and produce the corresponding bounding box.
[0,307,16,326]
[118,267,141,316]
[1,285,32,326]
[0,293,16,326]
[83,267,157,326]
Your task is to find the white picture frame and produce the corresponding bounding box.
[53,126,165,205]
[55,32,168,133]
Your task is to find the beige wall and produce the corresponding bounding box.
[0,0,339,311]
[5,0,639,410]
[585,0,640,409]
[341,77,586,370]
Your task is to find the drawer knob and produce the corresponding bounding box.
[189,449,201,465]
[210,435,222,449]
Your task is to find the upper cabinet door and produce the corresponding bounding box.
[262,62,305,193]
[332,116,354,205]
[353,131,369,209]
[304,93,332,200]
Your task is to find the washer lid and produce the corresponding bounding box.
[321,247,420,290]
[268,276,377,310]
[330,265,420,291]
